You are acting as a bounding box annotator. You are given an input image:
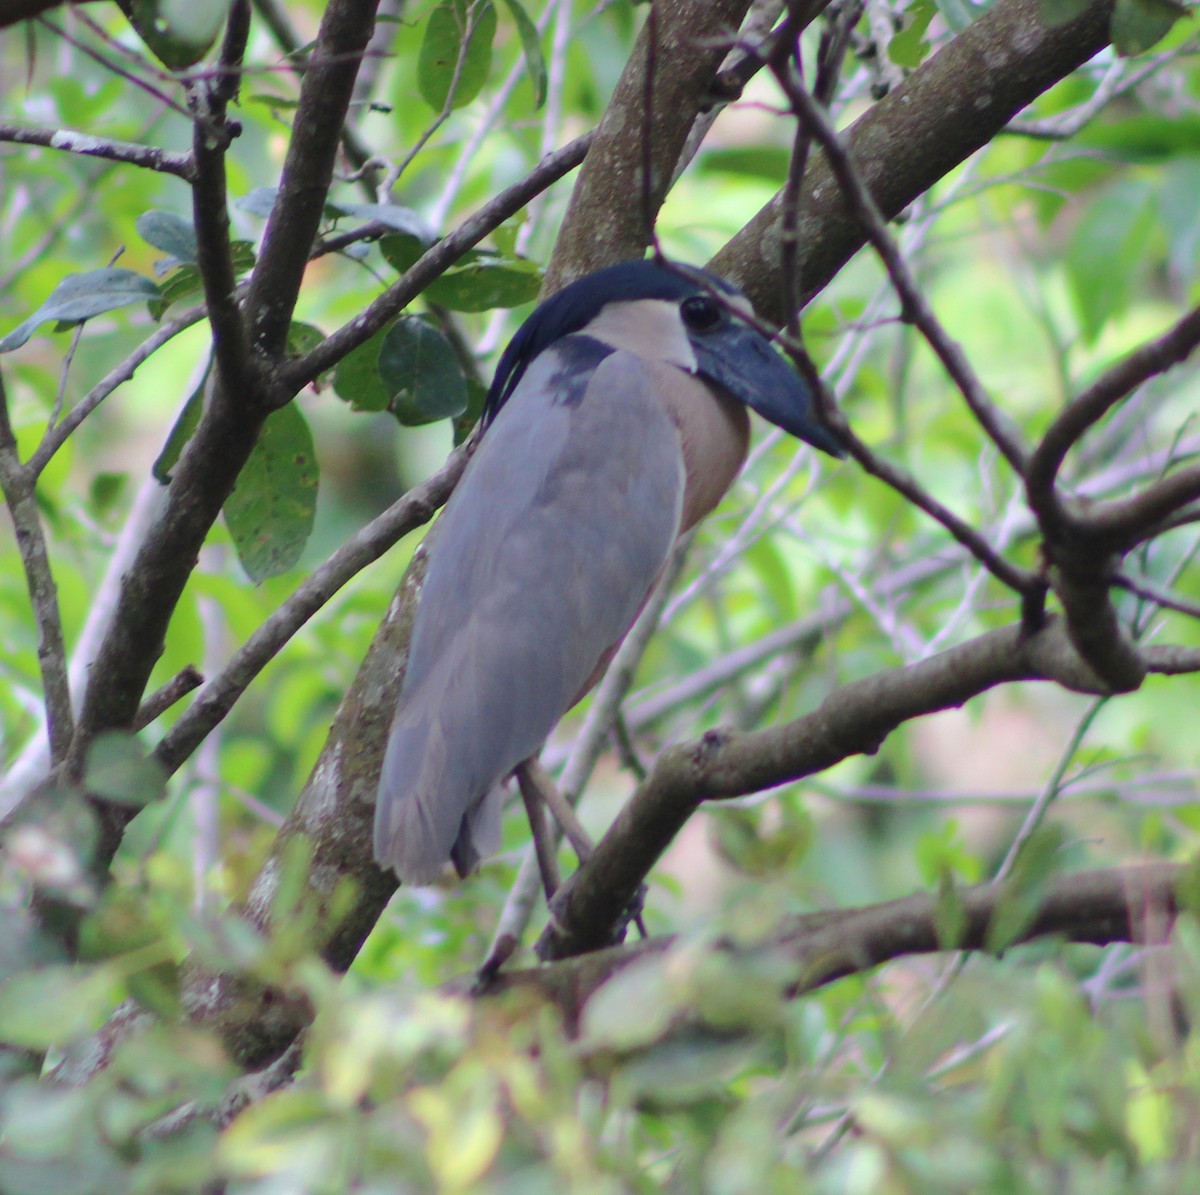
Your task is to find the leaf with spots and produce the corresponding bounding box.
[418,0,497,112]
[224,404,318,582]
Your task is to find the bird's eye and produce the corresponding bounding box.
[681,294,722,332]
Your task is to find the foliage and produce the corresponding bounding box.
[2,0,1200,1190]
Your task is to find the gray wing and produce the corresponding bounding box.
[374,340,686,883]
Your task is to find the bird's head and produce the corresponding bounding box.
[484,258,843,457]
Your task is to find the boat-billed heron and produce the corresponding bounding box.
[374,258,842,885]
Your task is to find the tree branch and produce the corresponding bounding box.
[186,5,254,405]
[485,864,1182,1033]
[536,616,1190,960]
[0,373,73,763]
[0,122,194,179]
[279,131,594,391]
[153,440,473,776]
[70,0,383,873]
[711,0,1117,322]
[775,70,1030,475]
[1025,302,1200,543]
[544,0,754,290]
[244,0,382,362]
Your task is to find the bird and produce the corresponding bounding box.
[373,257,843,886]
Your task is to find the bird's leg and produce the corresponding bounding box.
[515,757,649,940]
[516,757,595,862]
[515,766,561,903]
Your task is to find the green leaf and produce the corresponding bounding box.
[379,232,434,276]
[708,805,810,876]
[84,732,167,808]
[490,218,524,259]
[1111,0,1186,55]
[426,256,543,311]
[579,952,679,1052]
[378,317,469,426]
[153,358,211,483]
[0,964,123,1048]
[0,268,160,353]
[286,320,326,360]
[148,240,253,313]
[332,327,393,412]
[418,0,498,112]
[120,0,230,69]
[159,0,232,45]
[1160,157,1200,279]
[224,404,319,582]
[89,471,127,515]
[985,825,1065,955]
[325,202,436,239]
[888,0,936,67]
[454,377,489,444]
[933,871,968,950]
[1066,178,1156,342]
[148,265,202,316]
[499,0,547,108]
[235,187,279,217]
[136,210,198,265]
[231,240,258,273]
[698,145,791,180]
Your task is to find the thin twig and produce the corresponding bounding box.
[152,440,473,775]
[0,372,73,763]
[133,666,204,733]
[38,15,192,119]
[0,122,194,178]
[28,303,209,479]
[1114,572,1200,622]
[280,131,593,390]
[1025,303,1200,541]
[774,69,1030,474]
[186,46,254,401]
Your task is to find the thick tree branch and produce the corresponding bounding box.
[710,0,1117,322]
[1019,307,1200,693]
[181,549,439,1066]
[486,864,1182,1033]
[536,617,1191,960]
[544,0,753,290]
[71,0,382,873]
